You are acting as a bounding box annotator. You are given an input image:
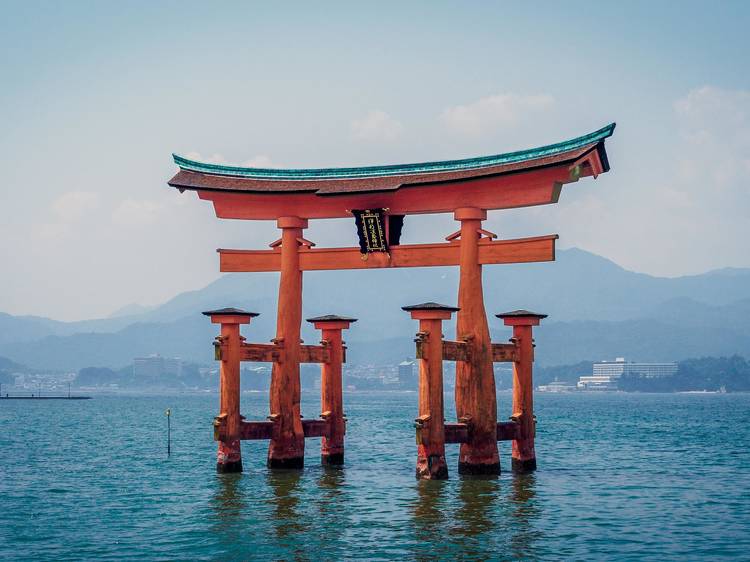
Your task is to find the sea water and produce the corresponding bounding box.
[1,391,749,560]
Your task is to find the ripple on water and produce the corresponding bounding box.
[1,392,749,560]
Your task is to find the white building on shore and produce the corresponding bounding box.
[577,357,677,390]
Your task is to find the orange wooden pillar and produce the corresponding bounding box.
[454,207,500,475]
[203,308,259,473]
[403,302,458,480]
[497,310,547,473]
[268,216,307,469]
[307,315,357,465]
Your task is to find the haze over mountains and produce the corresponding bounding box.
[2,248,749,370]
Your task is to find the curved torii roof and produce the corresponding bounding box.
[168,123,615,220]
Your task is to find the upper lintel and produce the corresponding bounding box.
[167,124,615,219]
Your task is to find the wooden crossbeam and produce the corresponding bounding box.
[497,421,521,441]
[445,422,470,443]
[492,343,520,363]
[300,344,331,364]
[238,343,279,362]
[219,419,332,441]
[442,340,470,362]
[415,339,520,362]
[220,342,333,363]
[219,235,557,273]
[444,421,520,443]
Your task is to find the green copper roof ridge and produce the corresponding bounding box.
[173,122,615,180]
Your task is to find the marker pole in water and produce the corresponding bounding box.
[166,408,172,456]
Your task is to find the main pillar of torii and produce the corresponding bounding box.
[168,123,615,473]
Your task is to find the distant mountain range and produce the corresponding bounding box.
[2,248,749,370]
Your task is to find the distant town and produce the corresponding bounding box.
[1,353,749,396]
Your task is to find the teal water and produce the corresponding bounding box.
[1,391,749,560]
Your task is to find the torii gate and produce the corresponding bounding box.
[169,123,615,478]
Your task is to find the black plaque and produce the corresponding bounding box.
[352,209,388,254]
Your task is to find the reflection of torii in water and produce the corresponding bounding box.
[169,123,615,478]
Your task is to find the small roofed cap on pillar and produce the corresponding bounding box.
[306,314,358,329]
[402,302,460,320]
[496,309,547,326]
[402,302,460,312]
[202,307,259,324]
[306,315,358,323]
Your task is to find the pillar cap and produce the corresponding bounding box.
[496,309,547,326]
[402,302,460,312]
[402,302,459,320]
[202,307,259,324]
[306,314,358,323]
[307,314,357,330]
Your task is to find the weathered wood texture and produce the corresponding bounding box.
[444,421,521,443]
[219,235,557,273]
[454,208,500,475]
[216,322,243,473]
[414,318,449,480]
[267,218,306,469]
[238,343,279,363]
[217,419,334,441]
[319,327,346,464]
[492,343,519,363]
[511,324,537,473]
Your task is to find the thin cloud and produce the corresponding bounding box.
[351,110,404,142]
[112,199,162,227]
[52,191,100,222]
[440,93,555,136]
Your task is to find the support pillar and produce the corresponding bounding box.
[403,302,458,480]
[268,216,307,469]
[453,207,500,475]
[497,310,547,473]
[307,315,357,465]
[203,308,259,473]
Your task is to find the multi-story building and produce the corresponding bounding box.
[133,355,183,378]
[577,357,677,390]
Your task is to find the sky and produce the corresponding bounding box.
[1,1,749,321]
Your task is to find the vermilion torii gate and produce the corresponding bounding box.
[169,123,615,478]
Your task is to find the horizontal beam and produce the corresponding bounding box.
[219,235,557,273]
[198,163,585,220]
[492,343,519,363]
[238,343,279,362]
[445,421,521,443]
[445,422,470,443]
[443,340,470,362]
[300,344,331,364]
[238,420,273,440]
[224,342,333,363]
[226,418,333,441]
[301,419,330,438]
[497,421,521,441]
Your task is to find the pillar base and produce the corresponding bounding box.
[321,452,344,466]
[416,455,449,480]
[216,460,243,474]
[267,456,304,469]
[511,457,537,473]
[458,461,501,476]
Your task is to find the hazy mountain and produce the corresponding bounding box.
[107,303,156,318]
[2,248,750,370]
